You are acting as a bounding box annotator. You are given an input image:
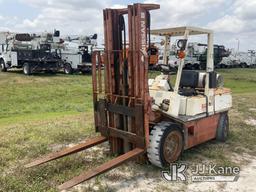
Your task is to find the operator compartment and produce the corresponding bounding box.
[149,70,232,118]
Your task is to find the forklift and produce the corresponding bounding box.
[25,4,232,190]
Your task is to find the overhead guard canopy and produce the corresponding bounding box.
[151,26,213,36]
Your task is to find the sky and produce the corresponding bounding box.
[0,0,255,51]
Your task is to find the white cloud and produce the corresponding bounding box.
[13,0,227,35]
[20,0,109,9]
[208,1,256,33]
[205,0,256,50]
[207,15,245,33]
[145,0,225,28]
[15,0,108,36]
[234,0,256,20]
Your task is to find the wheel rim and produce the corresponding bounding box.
[24,66,28,74]
[1,63,4,69]
[65,65,71,74]
[163,131,182,163]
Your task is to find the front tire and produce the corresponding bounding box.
[147,122,184,168]
[64,63,73,74]
[23,63,31,75]
[0,60,7,72]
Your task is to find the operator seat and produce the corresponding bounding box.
[179,70,199,96]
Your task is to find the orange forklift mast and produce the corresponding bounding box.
[25,3,160,191]
[93,3,159,154]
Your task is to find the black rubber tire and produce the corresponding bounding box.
[0,60,7,72]
[191,65,196,70]
[23,63,31,75]
[81,68,92,74]
[64,63,73,74]
[216,113,229,142]
[241,63,248,68]
[185,64,192,70]
[82,71,90,74]
[147,122,184,168]
[195,64,201,70]
[200,63,206,70]
[156,65,162,71]
[46,70,57,74]
[148,64,154,70]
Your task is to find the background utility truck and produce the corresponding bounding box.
[30,31,98,74]
[0,31,61,75]
[157,41,230,70]
[219,50,256,68]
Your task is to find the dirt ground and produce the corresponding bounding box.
[64,144,256,192]
[186,157,256,192]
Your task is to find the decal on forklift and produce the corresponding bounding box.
[141,11,147,52]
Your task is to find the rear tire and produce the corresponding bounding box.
[147,122,184,168]
[241,63,247,68]
[23,63,31,75]
[156,64,162,71]
[216,113,229,142]
[195,64,201,70]
[0,60,7,72]
[46,70,57,74]
[64,63,73,74]
[81,67,92,74]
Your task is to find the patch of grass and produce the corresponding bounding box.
[227,93,256,154]
[216,68,256,93]
[0,72,93,120]
[0,71,96,191]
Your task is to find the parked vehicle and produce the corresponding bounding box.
[218,50,256,68]
[61,34,97,74]
[192,43,230,69]
[0,32,61,75]
[156,42,230,70]
[218,54,240,68]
